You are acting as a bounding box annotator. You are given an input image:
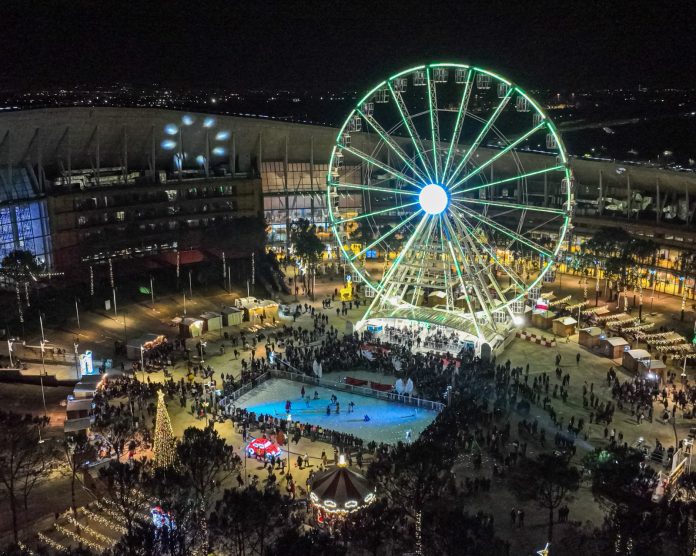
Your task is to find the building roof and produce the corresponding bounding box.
[625,349,651,359]
[604,337,629,346]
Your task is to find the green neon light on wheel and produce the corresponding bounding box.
[327,62,573,345]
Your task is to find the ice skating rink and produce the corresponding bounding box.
[235,378,439,444]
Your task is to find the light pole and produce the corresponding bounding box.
[188,270,193,299]
[183,292,187,316]
[150,276,155,310]
[140,345,145,382]
[7,338,14,368]
[75,298,80,329]
[38,316,48,423]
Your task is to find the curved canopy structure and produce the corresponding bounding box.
[309,459,375,514]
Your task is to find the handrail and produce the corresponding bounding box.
[222,369,445,413]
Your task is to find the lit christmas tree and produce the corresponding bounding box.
[153,391,176,468]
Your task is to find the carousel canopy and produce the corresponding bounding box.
[309,459,375,514]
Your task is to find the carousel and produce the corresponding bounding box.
[246,437,282,461]
[308,455,376,527]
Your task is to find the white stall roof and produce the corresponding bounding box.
[626,349,651,360]
[605,337,629,346]
[555,317,577,326]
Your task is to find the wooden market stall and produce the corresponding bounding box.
[552,316,577,338]
[199,311,223,333]
[622,349,651,373]
[600,337,630,359]
[532,309,556,330]
[579,327,603,349]
[221,306,244,327]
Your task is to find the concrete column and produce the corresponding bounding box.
[686,182,691,225]
[37,127,44,193]
[284,135,290,258]
[309,136,315,225]
[67,127,72,186]
[626,173,631,220]
[150,126,156,183]
[95,125,100,187]
[229,133,236,175]
[122,126,128,184]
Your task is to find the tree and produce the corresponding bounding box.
[0,249,42,283]
[290,218,324,299]
[153,391,176,469]
[508,452,580,541]
[63,431,96,517]
[368,439,456,554]
[209,486,286,555]
[0,412,52,542]
[99,460,146,545]
[582,445,654,508]
[176,426,237,551]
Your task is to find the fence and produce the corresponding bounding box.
[269,369,445,413]
[223,369,445,413]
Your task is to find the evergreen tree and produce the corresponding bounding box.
[153,391,176,469]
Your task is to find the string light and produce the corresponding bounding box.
[108,258,114,288]
[153,391,176,468]
[37,532,68,553]
[251,252,255,285]
[15,282,23,323]
[176,250,180,278]
[89,265,94,296]
[24,281,30,307]
[53,523,104,552]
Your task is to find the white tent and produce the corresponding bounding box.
[405,378,414,395]
[395,378,405,395]
[312,359,323,378]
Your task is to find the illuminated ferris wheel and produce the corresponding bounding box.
[327,63,573,346]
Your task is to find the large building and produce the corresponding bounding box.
[0,106,695,280]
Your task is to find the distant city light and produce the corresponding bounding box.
[195,155,206,165]
[212,147,227,156]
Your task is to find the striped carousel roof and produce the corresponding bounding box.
[309,463,375,514]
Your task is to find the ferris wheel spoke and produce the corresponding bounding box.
[342,146,421,188]
[357,109,429,184]
[333,201,420,226]
[426,68,441,182]
[454,197,567,216]
[444,88,514,187]
[449,121,547,192]
[441,216,495,325]
[437,216,453,310]
[453,164,566,197]
[330,182,421,197]
[349,210,422,262]
[438,218,483,338]
[361,214,430,322]
[443,68,474,179]
[450,210,526,289]
[387,82,435,182]
[452,201,553,258]
[409,217,438,305]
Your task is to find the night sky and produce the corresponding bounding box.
[2,0,695,91]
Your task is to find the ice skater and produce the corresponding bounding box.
[301,386,306,399]
[326,404,331,416]
[313,390,319,400]
[363,414,370,422]
[405,429,412,443]
[285,400,292,414]
[348,401,355,414]
[335,402,340,414]
[305,396,311,408]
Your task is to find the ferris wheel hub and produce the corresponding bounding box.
[419,183,449,215]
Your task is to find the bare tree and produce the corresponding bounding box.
[0,412,51,542]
